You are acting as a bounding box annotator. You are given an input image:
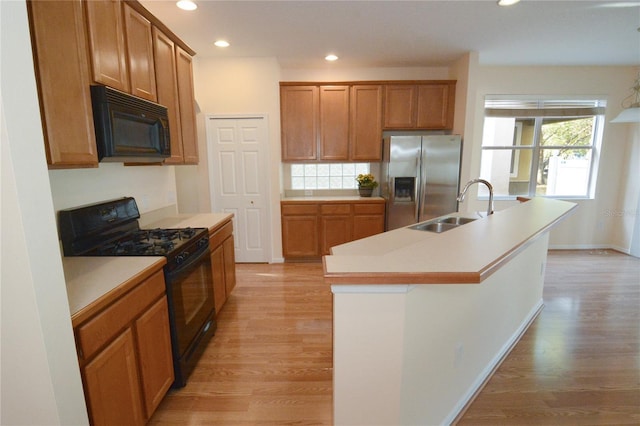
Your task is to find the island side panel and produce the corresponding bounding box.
[400,233,549,425]
[332,286,411,426]
[330,233,550,426]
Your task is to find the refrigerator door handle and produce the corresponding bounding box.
[419,149,428,222]
[415,155,421,222]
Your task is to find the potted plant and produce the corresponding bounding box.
[356,173,378,197]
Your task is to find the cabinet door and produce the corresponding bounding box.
[85,0,129,92]
[84,328,145,426]
[281,86,318,161]
[353,203,385,240]
[282,215,319,257]
[416,83,456,129]
[123,4,156,102]
[350,85,383,161]
[384,85,417,128]
[27,0,98,168]
[353,215,385,240]
[153,28,183,164]
[175,46,199,164]
[135,296,174,418]
[319,86,350,161]
[210,245,226,314]
[320,215,352,255]
[223,236,237,296]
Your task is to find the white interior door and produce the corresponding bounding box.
[206,116,270,262]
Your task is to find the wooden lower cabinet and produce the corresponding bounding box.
[135,297,174,416]
[74,269,173,425]
[353,203,386,240]
[281,204,320,258]
[282,200,385,260]
[209,220,237,313]
[84,329,145,426]
[320,204,352,255]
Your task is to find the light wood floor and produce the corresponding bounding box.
[149,250,639,425]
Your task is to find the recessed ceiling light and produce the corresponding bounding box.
[497,0,520,5]
[214,40,230,48]
[325,54,339,61]
[176,1,197,11]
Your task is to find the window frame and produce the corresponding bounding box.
[480,97,606,200]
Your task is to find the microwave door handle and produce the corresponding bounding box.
[159,118,171,152]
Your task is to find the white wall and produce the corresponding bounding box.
[184,57,283,260]
[280,65,451,82]
[49,163,178,214]
[1,1,88,424]
[611,122,640,255]
[461,65,640,252]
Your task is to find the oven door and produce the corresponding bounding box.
[165,246,215,358]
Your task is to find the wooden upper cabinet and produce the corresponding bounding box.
[383,82,456,130]
[319,86,350,161]
[123,4,156,102]
[153,27,183,164]
[175,46,198,164]
[350,85,383,162]
[85,0,130,92]
[281,86,319,161]
[384,85,417,129]
[416,83,456,129]
[27,0,98,168]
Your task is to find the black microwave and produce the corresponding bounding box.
[90,85,171,162]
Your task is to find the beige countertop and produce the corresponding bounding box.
[63,213,233,325]
[282,196,384,202]
[323,197,577,284]
[64,256,166,325]
[145,212,234,233]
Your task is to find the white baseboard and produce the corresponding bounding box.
[443,299,545,425]
[548,243,631,255]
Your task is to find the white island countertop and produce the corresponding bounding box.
[323,197,577,284]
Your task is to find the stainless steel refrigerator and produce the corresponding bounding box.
[381,134,462,231]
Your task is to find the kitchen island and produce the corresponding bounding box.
[323,197,576,425]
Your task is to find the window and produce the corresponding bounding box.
[480,98,606,199]
[290,163,370,190]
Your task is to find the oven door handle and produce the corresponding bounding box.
[165,244,210,283]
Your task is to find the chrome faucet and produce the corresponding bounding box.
[457,178,494,216]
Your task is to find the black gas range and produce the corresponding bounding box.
[59,197,208,269]
[59,197,216,387]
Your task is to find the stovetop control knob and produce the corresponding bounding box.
[197,237,208,248]
[176,251,189,265]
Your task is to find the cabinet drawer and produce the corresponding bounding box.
[281,204,318,215]
[354,203,385,215]
[76,270,165,361]
[209,220,233,248]
[320,204,351,215]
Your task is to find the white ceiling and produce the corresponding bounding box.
[140,0,640,69]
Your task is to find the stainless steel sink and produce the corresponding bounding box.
[409,216,477,233]
[437,216,477,226]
